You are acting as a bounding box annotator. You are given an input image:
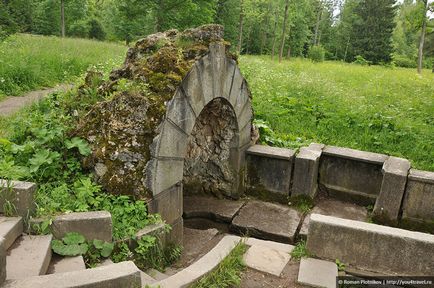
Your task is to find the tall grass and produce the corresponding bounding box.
[0,34,127,99]
[239,56,434,171]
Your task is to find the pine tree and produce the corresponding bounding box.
[349,0,397,64]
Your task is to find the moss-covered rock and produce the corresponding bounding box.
[76,25,234,199]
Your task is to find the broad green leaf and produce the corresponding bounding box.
[65,137,92,156]
[63,232,86,245]
[100,242,114,257]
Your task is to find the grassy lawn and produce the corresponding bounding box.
[239,56,434,171]
[0,34,127,100]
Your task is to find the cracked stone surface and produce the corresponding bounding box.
[231,200,301,243]
[244,245,291,276]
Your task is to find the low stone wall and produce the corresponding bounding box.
[0,180,36,217]
[245,144,433,230]
[306,214,434,276]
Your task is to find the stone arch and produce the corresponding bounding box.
[145,42,253,199]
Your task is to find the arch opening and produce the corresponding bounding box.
[183,97,239,199]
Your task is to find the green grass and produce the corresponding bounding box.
[239,56,434,171]
[0,34,127,100]
[192,242,247,288]
[290,240,310,261]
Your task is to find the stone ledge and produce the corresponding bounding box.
[3,261,142,288]
[52,211,112,242]
[307,214,434,276]
[408,169,434,184]
[155,235,241,288]
[183,196,245,223]
[0,217,23,250]
[246,145,295,160]
[297,258,337,288]
[0,180,37,217]
[0,237,5,286]
[244,237,294,254]
[322,146,388,165]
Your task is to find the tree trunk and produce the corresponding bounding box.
[279,0,290,63]
[271,11,278,60]
[237,0,244,54]
[313,4,323,46]
[60,0,65,37]
[344,36,350,62]
[417,0,428,74]
[286,45,291,59]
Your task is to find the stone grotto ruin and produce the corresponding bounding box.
[76,24,254,242]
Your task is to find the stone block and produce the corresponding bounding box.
[373,157,410,224]
[243,245,291,276]
[220,59,237,100]
[0,216,23,250]
[209,42,228,100]
[297,258,337,288]
[234,80,250,118]
[47,255,86,274]
[237,102,253,132]
[152,120,188,159]
[196,55,215,104]
[7,235,52,280]
[3,261,142,288]
[181,63,205,116]
[148,183,183,225]
[0,180,37,217]
[52,211,112,242]
[183,196,245,223]
[0,237,5,286]
[150,158,184,195]
[402,169,434,224]
[246,145,295,203]
[292,146,322,198]
[238,123,252,149]
[166,89,197,135]
[306,214,434,276]
[231,200,301,243]
[228,66,244,108]
[319,146,387,205]
[167,217,183,246]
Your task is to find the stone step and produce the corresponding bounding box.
[183,196,246,223]
[297,258,338,288]
[6,235,52,280]
[2,261,141,288]
[0,217,23,250]
[47,255,86,274]
[140,271,157,286]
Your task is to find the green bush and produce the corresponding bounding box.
[353,55,372,66]
[393,54,416,68]
[308,45,325,62]
[88,19,106,41]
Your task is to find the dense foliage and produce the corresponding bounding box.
[1,0,433,69]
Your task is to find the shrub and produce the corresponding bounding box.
[88,18,106,41]
[308,45,325,62]
[392,54,416,68]
[353,55,372,66]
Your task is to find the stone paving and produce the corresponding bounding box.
[183,196,246,223]
[297,258,338,288]
[243,242,292,276]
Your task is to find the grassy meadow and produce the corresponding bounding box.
[0,34,127,100]
[239,56,434,171]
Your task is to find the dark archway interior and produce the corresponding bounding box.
[183,98,239,199]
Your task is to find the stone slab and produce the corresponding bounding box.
[47,255,85,274]
[246,145,295,160]
[297,258,337,288]
[146,268,168,281]
[306,214,434,276]
[292,146,322,198]
[231,201,301,243]
[246,147,295,203]
[0,237,5,285]
[244,237,294,254]
[155,235,241,288]
[319,153,383,205]
[0,217,23,250]
[299,199,368,237]
[373,157,410,223]
[183,196,245,223]
[322,146,388,165]
[182,227,219,261]
[243,244,290,276]
[0,180,37,217]
[3,261,142,288]
[52,211,112,242]
[402,169,434,223]
[6,235,52,280]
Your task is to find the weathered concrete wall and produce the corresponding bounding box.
[402,170,434,227]
[245,145,295,203]
[318,146,388,205]
[307,214,434,276]
[0,237,5,285]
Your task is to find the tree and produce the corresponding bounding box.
[417,0,429,74]
[278,0,290,62]
[61,0,65,37]
[349,0,397,64]
[237,0,244,54]
[0,1,18,41]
